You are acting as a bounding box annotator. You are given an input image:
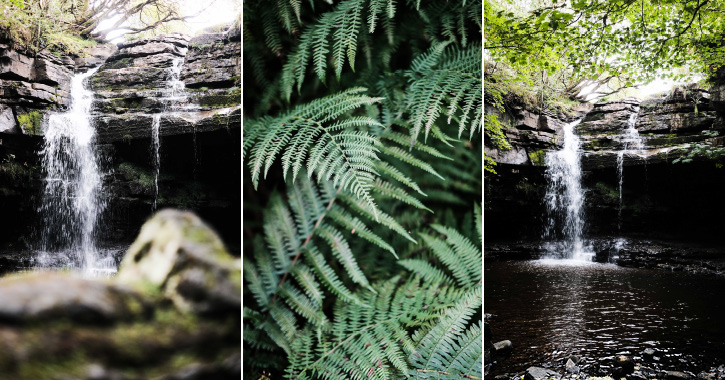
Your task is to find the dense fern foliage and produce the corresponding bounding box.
[243,1,482,379]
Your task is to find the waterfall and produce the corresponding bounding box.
[36,67,113,274]
[151,114,161,210]
[543,118,591,260]
[150,57,187,209]
[616,111,643,230]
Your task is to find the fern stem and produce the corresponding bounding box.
[271,185,344,305]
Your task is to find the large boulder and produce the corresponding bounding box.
[116,209,240,314]
[0,273,148,324]
[0,210,240,379]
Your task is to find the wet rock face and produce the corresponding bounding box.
[484,102,586,167]
[0,210,240,379]
[88,30,241,144]
[577,97,640,136]
[181,28,241,89]
[0,43,74,134]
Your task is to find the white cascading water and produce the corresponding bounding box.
[616,111,643,230]
[37,67,114,274]
[151,114,161,210]
[543,118,592,261]
[151,57,187,209]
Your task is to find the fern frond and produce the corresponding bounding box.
[367,0,387,33]
[418,233,472,288]
[262,6,285,55]
[373,179,431,212]
[318,224,371,288]
[397,259,453,284]
[305,245,364,305]
[280,282,329,326]
[339,192,416,243]
[280,0,400,96]
[381,130,453,161]
[288,275,474,380]
[375,161,425,195]
[277,0,299,33]
[293,263,325,306]
[408,287,482,379]
[327,206,397,257]
[406,43,483,144]
[246,88,384,218]
[446,321,483,375]
[379,145,444,180]
[244,257,270,308]
[431,223,482,283]
[269,303,299,339]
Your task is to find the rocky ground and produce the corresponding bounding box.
[486,315,725,380]
[487,352,725,380]
[0,209,240,380]
[485,237,725,276]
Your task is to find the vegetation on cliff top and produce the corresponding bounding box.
[0,0,212,54]
[484,0,725,172]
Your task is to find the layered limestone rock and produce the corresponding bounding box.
[88,26,241,144]
[0,42,115,136]
[574,87,723,170]
[484,101,592,166]
[485,85,725,242]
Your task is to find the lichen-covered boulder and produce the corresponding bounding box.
[116,209,241,315]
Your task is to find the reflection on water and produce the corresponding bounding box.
[485,260,725,374]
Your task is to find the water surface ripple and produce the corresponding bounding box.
[485,260,725,374]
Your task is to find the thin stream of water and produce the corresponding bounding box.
[151,57,187,209]
[616,110,643,230]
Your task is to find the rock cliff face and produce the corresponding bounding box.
[485,85,725,244]
[89,31,240,143]
[0,24,241,255]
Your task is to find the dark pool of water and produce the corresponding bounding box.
[485,259,725,375]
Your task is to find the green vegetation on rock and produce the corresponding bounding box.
[16,110,43,136]
[528,149,547,166]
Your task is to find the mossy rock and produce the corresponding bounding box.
[117,162,155,195]
[527,149,547,166]
[16,110,43,136]
[117,210,241,315]
[197,94,241,107]
[0,210,241,379]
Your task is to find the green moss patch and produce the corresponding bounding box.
[16,110,43,136]
[527,149,547,166]
[198,94,241,107]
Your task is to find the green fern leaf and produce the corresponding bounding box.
[397,259,453,284]
[246,88,384,218]
[408,287,482,378]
